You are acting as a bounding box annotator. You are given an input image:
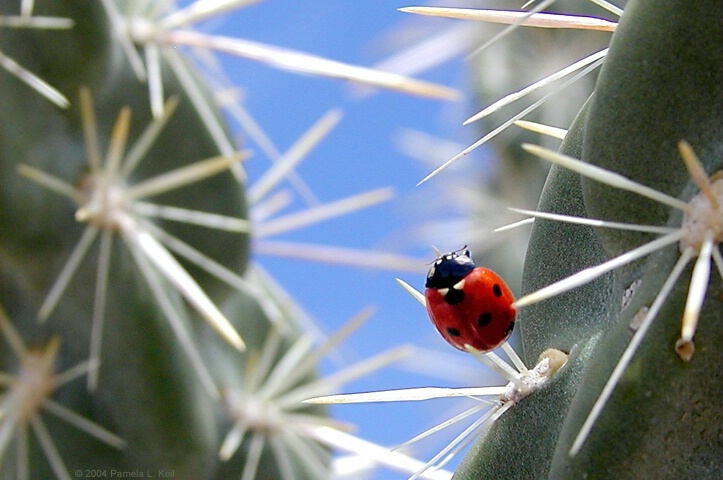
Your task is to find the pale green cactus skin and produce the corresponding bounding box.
[455,0,723,478]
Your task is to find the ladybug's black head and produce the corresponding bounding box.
[425,249,475,289]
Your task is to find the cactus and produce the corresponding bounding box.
[5,0,722,479]
[451,0,723,478]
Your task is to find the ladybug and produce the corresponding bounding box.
[424,248,516,352]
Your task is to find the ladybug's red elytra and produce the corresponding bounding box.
[424,249,516,352]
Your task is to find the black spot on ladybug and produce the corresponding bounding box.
[478,312,492,327]
[446,327,461,337]
[492,284,502,297]
[444,288,465,305]
[505,321,515,336]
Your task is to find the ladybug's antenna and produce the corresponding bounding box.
[455,245,469,254]
[428,245,471,264]
[452,245,471,258]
